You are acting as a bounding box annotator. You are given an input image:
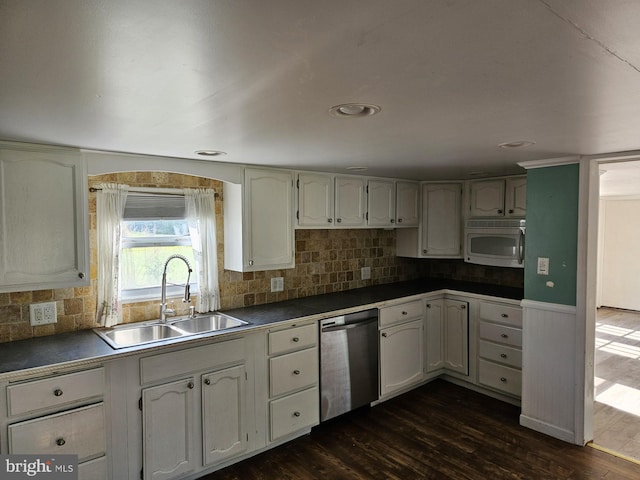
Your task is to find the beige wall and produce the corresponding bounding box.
[0,172,426,343]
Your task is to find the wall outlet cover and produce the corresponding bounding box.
[271,277,284,292]
[29,301,57,326]
[361,266,371,280]
[537,257,550,275]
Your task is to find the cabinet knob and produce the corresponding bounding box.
[497,209,503,214]
[187,381,195,389]
[397,218,403,223]
[328,218,333,223]
[501,333,509,338]
[336,218,342,223]
[500,353,507,358]
[293,411,301,417]
[381,332,388,337]
[293,369,301,375]
[248,260,254,266]
[53,388,63,397]
[56,438,66,446]
[500,377,507,383]
[401,311,408,315]
[78,272,85,279]
[426,304,431,308]
[390,219,395,223]
[204,378,211,385]
[292,336,300,343]
[460,305,466,310]
[501,313,509,318]
[508,209,514,214]
[423,249,428,254]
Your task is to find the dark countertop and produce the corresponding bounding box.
[0,278,523,376]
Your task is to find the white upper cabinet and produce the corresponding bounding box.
[296,173,366,228]
[0,142,89,293]
[396,182,462,258]
[334,176,367,227]
[468,176,526,218]
[224,168,295,272]
[395,181,420,227]
[367,179,396,227]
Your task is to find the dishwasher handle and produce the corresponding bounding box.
[321,317,378,332]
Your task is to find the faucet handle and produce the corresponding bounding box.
[189,305,196,318]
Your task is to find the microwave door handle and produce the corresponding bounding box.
[518,229,525,264]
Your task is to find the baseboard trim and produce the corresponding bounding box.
[519,414,576,444]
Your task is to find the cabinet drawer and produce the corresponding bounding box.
[479,302,522,327]
[379,300,424,326]
[270,347,318,397]
[8,403,105,462]
[269,323,317,355]
[479,322,522,348]
[270,387,319,442]
[7,367,104,417]
[479,340,522,369]
[78,455,107,480]
[478,360,521,397]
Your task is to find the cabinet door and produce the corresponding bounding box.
[443,300,469,375]
[380,318,424,397]
[367,179,395,226]
[143,378,197,480]
[421,183,462,257]
[395,181,420,227]
[0,143,89,293]
[334,176,366,226]
[202,365,247,466]
[505,176,527,217]
[297,173,334,226]
[469,179,505,216]
[425,299,445,373]
[245,168,294,270]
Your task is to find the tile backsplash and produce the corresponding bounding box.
[0,171,522,343]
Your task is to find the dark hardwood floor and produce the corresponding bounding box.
[204,380,640,480]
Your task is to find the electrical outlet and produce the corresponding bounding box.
[29,301,57,326]
[271,277,284,292]
[361,266,371,280]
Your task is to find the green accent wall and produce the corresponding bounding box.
[524,164,579,306]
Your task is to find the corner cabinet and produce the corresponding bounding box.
[0,141,89,292]
[425,298,469,376]
[224,168,295,272]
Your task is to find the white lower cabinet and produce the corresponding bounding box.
[266,322,319,443]
[4,367,107,480]
[140,339,250,480]
[379,317,424,397]
[425,298,469,376]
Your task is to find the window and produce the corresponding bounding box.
[120,194,197,302]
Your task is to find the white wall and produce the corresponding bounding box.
[598,197,640,311]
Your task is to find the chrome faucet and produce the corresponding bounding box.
[160,254,192,322]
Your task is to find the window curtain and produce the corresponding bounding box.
[185,188,220,312]
[95,183,129,327]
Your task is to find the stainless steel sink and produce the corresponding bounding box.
[94,313,250,349]
[170,314,248,334]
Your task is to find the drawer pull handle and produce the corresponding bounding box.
[401,311,408,315]
[292,337,300,342]
[187,382,195,389]
[501,333,509,338]
[56,438,66,446]
[293,411,301,417]
[53,388,63,397]
[500,353,507,358]
[501,313,509,318]
[293,369,301,375]
[204,378,211,385]
[500,377,507,383]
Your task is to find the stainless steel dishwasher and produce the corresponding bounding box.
[320,308,379,422]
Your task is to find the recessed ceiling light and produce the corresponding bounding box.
[329,103,381,118]
[497,140,536,149]
[346,166,369,171]
[195,150,227,157]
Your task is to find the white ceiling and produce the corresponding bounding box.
[3,0,640,180]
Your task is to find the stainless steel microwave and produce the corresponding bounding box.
[464,219,525,268]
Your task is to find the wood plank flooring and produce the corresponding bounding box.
[204,380,640,480]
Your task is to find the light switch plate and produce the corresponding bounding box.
[537,257,550,275]
[271,277,284,292]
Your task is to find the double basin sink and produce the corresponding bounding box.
[94,314,249,349]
